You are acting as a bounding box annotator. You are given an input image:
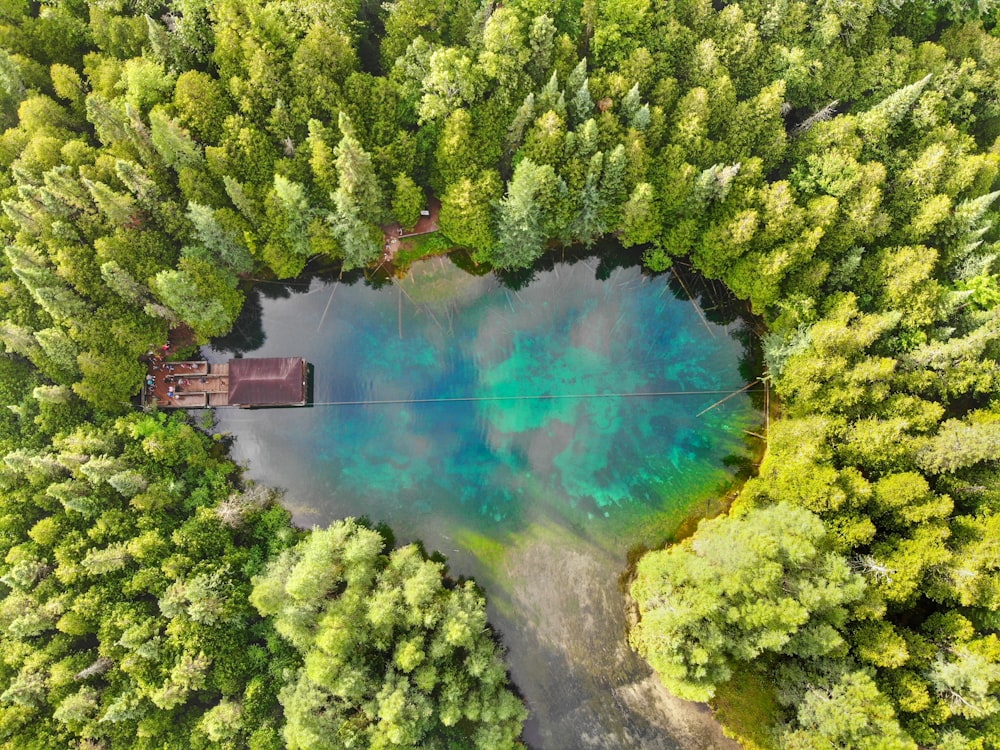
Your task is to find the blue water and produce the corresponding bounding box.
[209,254,757,749]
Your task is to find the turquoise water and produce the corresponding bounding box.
[209,254,757,749]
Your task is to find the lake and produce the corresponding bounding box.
[208,251,759,749]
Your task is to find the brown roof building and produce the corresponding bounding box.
[228,357,308,407]
[142,357,308,409]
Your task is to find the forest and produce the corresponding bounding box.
[0,0,999,748]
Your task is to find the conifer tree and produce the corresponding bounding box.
[152,258,244,341]
[391,173,424,230]
[328,113,382,270]
[620,182,658,247]
[149,107,203,170]
[631,503,865,702]
[439,170,500,258]
[187,202,254,274]
[493,159,562,269]
[81,178,137,227]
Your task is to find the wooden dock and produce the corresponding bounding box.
[141,358,306,409]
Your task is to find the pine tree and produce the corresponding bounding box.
[439,170,501,259]
[918,413,1000,475]
[115,160,158,204]
[434,108,477,193]
[328,113,383,270]
[493,159,562,269]
[567,57,587,96]
[418,48,480,124]
[536,71,563,116]
[391,173,424,230]
[222,176,261,227]
[333,113,381,220]
[42,166,89,213]
[630,503,865,702]
[620,182,658,247]
[149,108,203,170]
[305,119,336,195]
[477,6,529,99]
[569,153,604,246]
[504,92,534,169]
[188,202,254,273]
[152,259,244,341]
[621,83,642,123]
[857,74,932,148]
[6,245,90,325]
[0,48,26,127]
[527,14,556,84]
[34,327,79,380]
[570,78,594,125]
[781,672,916,750]
[81,178,137,226]
[85,94,132,148]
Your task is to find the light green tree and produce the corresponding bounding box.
[391,173,424,230]
[439,170,501,258]
[493,159,563,269]
[328,113,383,270]
[630,503,865,701]
[152,258,244,341]
[781,671,916,750]
[250,519,526,750]
[418,48,480,124]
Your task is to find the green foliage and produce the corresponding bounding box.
[252,520,527,750]
[0,413,296,749]
[263,175,314,279]
[631,503,865,701]
[780,671,916,750]
[391,172,424,230]
[1,1,1000,748]
[439,170,501,258]
[493,158,563,269]
[418,48,481,124]
[329,113,383,270]
[152,259,244,342]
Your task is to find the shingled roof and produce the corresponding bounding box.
[228,357,306,406]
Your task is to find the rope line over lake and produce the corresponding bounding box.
[307,385,764,408]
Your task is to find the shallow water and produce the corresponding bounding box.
[209,254,758,749]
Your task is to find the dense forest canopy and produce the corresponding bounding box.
[1,0,1000,748]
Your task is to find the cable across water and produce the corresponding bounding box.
[307,383,762,408]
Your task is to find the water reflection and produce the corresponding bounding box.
[209,254,756,749]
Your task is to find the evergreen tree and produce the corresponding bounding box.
[391,173,424,230]
[781,672,916,750]
[328,113,383,270]
[493,159,562,270]
[631,503,865,701]
[187,202,255,274]
[620,182,658,247]
[418,48,480,124]
[439,170,501,258]
[152,258,244,341]
[263,175,313,279]
[251,520,526,750]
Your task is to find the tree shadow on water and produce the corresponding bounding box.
[212,288,266,356]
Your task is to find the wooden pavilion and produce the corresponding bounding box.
[142,357,308,409]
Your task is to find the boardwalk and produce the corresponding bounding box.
[141,358,307,409]
[142,360,229,408]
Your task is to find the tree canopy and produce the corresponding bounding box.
[0,0,1000,747]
